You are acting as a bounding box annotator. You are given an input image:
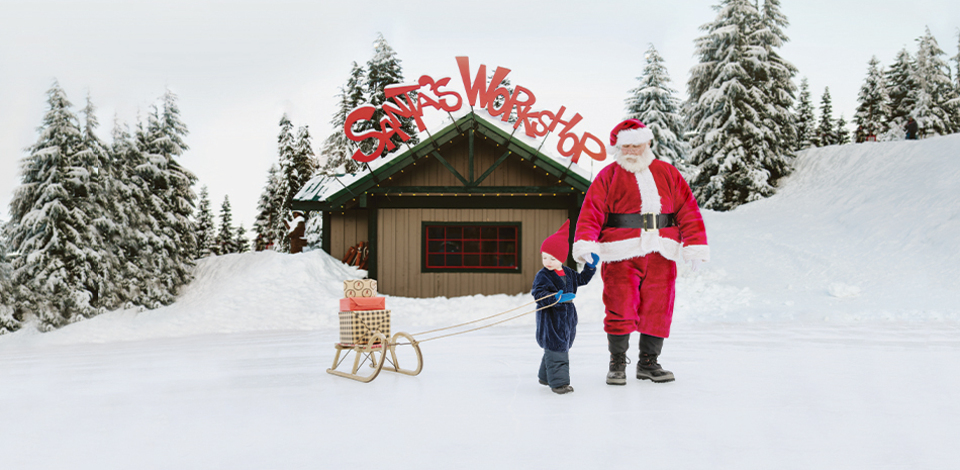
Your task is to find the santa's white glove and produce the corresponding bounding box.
[689,259,701,272]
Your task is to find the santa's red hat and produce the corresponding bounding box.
[541,219,570,262]
[610,119,654,146]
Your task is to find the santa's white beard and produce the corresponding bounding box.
[614,146,656,173]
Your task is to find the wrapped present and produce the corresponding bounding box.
[340,297,386,311]
[339,309,391,345]
[344,279,378,298]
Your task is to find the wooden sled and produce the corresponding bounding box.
[326,331,423,383]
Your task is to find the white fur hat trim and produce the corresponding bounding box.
[616,127,654,146]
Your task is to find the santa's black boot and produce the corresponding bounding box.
[636,334,675,383]
[606,333,630,385]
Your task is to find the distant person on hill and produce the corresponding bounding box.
[905,117,919,140]
[573,119,709,385]
[532,220,597,395]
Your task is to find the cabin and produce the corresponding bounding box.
[293,112,592,298]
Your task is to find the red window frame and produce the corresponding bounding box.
[422,223,521,272]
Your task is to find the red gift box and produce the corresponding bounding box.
[340,297,386,311]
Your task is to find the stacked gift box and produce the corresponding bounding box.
[338,279,390,345]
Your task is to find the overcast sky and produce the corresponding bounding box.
[2,0,959,230]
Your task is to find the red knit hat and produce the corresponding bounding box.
[540,219,570,262]
[610,119,654,146]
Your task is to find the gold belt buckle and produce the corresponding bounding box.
[641,212,657,232]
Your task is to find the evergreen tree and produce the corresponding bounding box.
[7,81,98,329]
[363,33,419,158]
[273,115,296,252]
[685,0,794,211]
[836,114,851,145]
[794,77,816,150]
[815,87,836,146]
[755,0,799,166]
[854,56,890,141]
[196,185,217,257]
[885,47,917,136]
[304,211,324,252]
[235,224,250,254]
[253,164,283,251]
[77,93,123,311]
[1,222,17,333]
[109,118,154,309]
[284,125,318,214]
[625,44,688,166]
[321,62,365,174]
[911,27,956,136]
[216,195,238,255]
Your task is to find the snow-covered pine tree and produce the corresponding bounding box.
[284,125,318,216]
[836,114,851,145]
[7,81,98,329]
[156,90,198,287]
[235,224,249,254]
[216,195,238,255]
[304,212,323,252]
[794,77,816,150]
[363,33,419,159]
[815,87,836,146]
[685,0,792,210]
[885,47,917,137]
[755,0,799,170]
[109,118,154,308]
[854,56,890,141]
[625,44,688,167]
[253,164,283,251]
[196,185,217,257]
[76,93,124,312]
[911,27,957,136]
[0,222,17,333]
[321,62,365,175]
[273,115,296,252]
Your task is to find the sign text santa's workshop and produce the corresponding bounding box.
[344,56,606,164]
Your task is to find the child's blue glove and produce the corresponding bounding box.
[555,290,576,303]
[586,253,600,269]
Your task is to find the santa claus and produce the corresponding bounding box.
[572,119,709,384]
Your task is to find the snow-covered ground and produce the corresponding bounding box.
[2,136,960,469]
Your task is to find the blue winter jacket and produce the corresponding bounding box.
[532,264,596,352]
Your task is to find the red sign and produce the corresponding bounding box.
[344,56,606,164]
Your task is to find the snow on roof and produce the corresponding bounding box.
[295,109,600,204]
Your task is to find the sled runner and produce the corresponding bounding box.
[326,293,558,383]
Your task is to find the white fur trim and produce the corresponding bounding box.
[572,240,600,264]
[594,235,684,264]
[616,127,654,145]
[615,147,656,173]
[683,244,710,262]
[636,170,661,213]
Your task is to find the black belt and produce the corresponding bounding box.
[605,213,676,231]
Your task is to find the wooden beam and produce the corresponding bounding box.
[468,129,475,183]
[471,149,512,187]
[430,151,470,186]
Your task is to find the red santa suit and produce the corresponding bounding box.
[573,125,709,339]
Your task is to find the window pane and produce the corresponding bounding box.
[499,227,516,238]
[464,254,480,266]
[444,241,461,253]
[427,226,444,239]
[500,255,516,267]
[428,240,444,253]
[498,241,515,253]
[481,240,497,253]
[445,227,462,239]
[446,254,463,266]
[464,241,481,253]
[480,227,496,239]
[428,254,444,267]
[463,226,481,239]
[481,254,498,266]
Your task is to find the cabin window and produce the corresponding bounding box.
[422,223,521,272]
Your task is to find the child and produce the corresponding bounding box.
[532,220,599,394]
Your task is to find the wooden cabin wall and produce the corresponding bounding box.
[328,210,368,261]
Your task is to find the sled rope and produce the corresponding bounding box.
[354,293,560,346]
